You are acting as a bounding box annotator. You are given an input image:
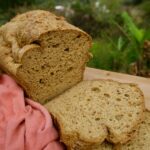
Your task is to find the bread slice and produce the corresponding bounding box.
[115,110,150,150]
[0,10,92,104]
[44,80,145,150]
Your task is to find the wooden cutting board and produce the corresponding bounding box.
[84,67,150,111]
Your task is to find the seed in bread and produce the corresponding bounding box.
[44,80,145,150]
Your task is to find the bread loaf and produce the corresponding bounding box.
[0,10,92,104]
[44,80,145,150]
[115,110,150,150]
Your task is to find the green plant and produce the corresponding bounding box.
[88,12,150,76]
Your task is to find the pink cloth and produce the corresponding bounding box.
[0,74,64,150]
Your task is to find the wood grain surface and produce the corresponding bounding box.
[84,67,150,110]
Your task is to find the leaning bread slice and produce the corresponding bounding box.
[0,10,91,104]
[44,80,145,150]
[115,110,150,150]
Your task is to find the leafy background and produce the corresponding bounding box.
[0,0,150,77]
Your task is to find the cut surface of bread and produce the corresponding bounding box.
[116,110,150,150]
[44,80,145,150]
[0,10,92,104]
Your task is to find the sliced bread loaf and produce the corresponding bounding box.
[115,110,150,150]
[44,80,145,150]
[0,10,92,104]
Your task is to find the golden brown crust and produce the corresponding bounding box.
[0,10,92,63]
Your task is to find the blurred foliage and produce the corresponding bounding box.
[0,0,56,25]
[89,11,150,76]
[0,0,149,76]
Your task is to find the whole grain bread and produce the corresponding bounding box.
[44,80,145,150]
[115,110,150,150]
[0,10,92,104]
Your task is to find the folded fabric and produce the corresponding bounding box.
[0,74,64,150]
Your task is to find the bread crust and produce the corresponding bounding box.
[0,10,92,62]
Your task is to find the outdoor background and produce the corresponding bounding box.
[0,0,149,77]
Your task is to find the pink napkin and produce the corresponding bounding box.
[0,74,64,150]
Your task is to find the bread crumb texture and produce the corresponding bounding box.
[44,80,145,150]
